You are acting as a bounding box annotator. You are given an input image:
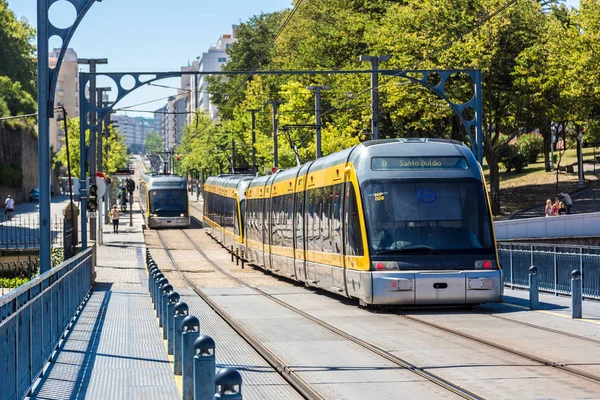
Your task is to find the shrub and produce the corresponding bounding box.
[498,135,529,173]
[0,277,29,288]
[516,133,543,164]
[0,164,23,187]
[504,152,529,172]
[51,247,64,267]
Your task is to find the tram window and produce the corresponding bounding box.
[362,180,493,253]
[295,192,304,250]
[284,194,294,248]
[150,189,187,214]
[306,189,315,251]
[322,188,332,253]
[344,183,364,256]
[331,184,343,254]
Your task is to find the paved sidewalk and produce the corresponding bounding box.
[30,204,179,400]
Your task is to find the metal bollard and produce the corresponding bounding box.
[149,267,159,302]
[214,367,243,399]
[571,269,582,319]
[167,292,180,354]
[236,248,239,266]
[156,277,169,323]
[193,335,216,400]
[152,272,164,309]
[529,265,539,310]
[173,302,189,375]
[240,249,244,269]
[161,284,174,338]
[182,316,200,400]
[231,245,234,262]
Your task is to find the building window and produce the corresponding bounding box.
[226,43,232,49]
[218,57,227,63]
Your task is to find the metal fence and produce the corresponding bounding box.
[498,242,600,300]
[0,247,95,400]
[0,215,64,249]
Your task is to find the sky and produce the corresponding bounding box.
[7,0,580,119]
[7,0,291,117]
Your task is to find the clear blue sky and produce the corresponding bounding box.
[8,0,580,118]
[7,0,291,117]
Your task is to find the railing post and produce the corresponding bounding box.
[529,266,539,310]
[182,315,200,400]
[580,247,584,298]
[571,269,582,319]
[509,245,514,289]
[215,367,243,399]
[173,302,189,375]
[553,246,558,296]
[156,277,169,325]
[241,249,244,269]
[193,335,216,400]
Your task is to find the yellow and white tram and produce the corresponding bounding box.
[140,174,190,228]
[204,139,502,306]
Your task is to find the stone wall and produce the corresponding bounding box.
[0,122,38,205]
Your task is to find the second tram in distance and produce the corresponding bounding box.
[204,139,503,306]
[140,174,190,228]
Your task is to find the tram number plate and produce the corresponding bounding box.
[88,211,97,218]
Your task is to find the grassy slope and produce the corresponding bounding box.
[483,147,600,220]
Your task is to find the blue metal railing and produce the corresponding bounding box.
[498,242,600,300]
[0,247,95,400]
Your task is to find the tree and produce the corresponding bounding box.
[144,131,163,154]
[56,117,128,177]
[0,76,36,116]
[0,1,36,96]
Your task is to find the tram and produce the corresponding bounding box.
[140,174,190,228]
[203,139,503,306]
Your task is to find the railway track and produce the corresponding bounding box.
[188,216,600,389]
[156,225,484,400]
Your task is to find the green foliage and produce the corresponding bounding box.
[55,117,128,178]
[144,131,163,154]
[0,277,29,288]
[0,76,36,116]
[0,1,36,96]
[51,247,64,267]
[516,133,544,163]
[0,164,22,186]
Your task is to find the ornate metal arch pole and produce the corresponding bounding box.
[381,69,483,163]
[37,0,98,272]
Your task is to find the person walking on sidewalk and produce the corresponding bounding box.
[111,205,120,233]
[560,192,573,214]
[4,195,15,220]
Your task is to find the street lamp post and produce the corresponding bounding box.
[360,55,389,140]
[78,58,108,242]
[306,85,329,159]
[96,87,111,244]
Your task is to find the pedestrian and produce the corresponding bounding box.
[552,198,560,216]
[111,204,120,233]
[560,192,573,214]
[544,199,553,217]
[4,194,15,220]
[558,202,567,215]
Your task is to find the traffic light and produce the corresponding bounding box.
[88,184,98,211]
[126,179,135,193]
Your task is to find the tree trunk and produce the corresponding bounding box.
[487,152,502,215]
[541,123,551,172]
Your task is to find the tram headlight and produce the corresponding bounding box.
[180,213,185,217]
[371,261,399,271]
[474,260,496,269]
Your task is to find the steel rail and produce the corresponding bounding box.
[398,313,600,384]
[155,230,322,400]
[471,310,600,345]
[181,222,483,400]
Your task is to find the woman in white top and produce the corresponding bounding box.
[544,199,553,217]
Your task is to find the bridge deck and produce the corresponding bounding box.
[29,207,180,400]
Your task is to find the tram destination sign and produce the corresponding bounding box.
[371,156,469,171]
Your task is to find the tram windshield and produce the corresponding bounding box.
[362,180,493,254]
[150,189,188,214]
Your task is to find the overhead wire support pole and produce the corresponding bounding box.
[360,55,389,141]
[36,0,51,272]
[247,109,260,174]
[306,85,329,159]
[266,100,284,169]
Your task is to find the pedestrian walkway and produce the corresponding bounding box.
[29,204,179,400]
